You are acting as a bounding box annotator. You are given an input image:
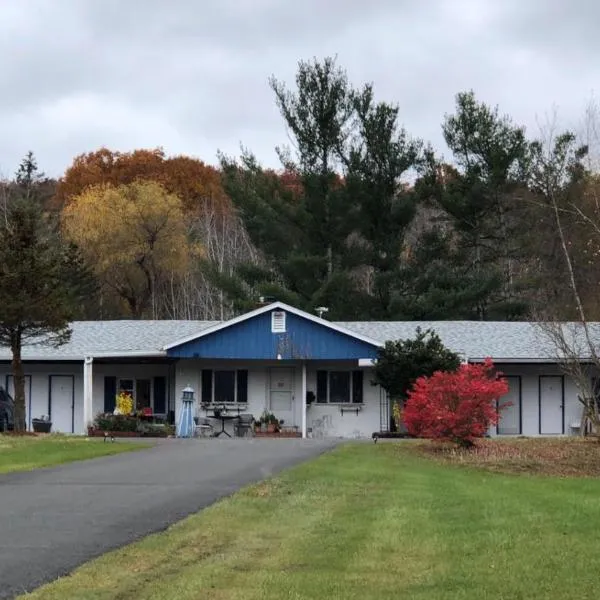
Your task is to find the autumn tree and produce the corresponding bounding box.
[404,359,509,447]
[54,147,231,215]
[0,154,92,431]
[62,181,193,318]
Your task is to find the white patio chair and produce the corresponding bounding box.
[194,416,214,438]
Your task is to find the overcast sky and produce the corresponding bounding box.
[0,0,598,177]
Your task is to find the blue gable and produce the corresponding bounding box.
[166,310,379,360]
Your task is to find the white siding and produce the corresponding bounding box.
[91,363,172,419]
[3,359,590,439]
[492,363,593,436]
[0,363,83,433]
[0,361,172,434]
[174,359,382,438]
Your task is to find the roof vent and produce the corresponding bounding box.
[271,311,286,333]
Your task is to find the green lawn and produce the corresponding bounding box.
[0,435,148,474]
[21,442,600,600]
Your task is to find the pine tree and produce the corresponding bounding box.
[0,154,94,431]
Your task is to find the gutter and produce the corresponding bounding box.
[0,350,167,362]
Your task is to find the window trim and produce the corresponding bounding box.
[203,369,249,404]
[116,377,165,414]
[315,370,364,404]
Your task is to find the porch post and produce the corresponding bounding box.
[83,356,93,432]
[301,362,307,439]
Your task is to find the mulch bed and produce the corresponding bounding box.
[411,437,600,478]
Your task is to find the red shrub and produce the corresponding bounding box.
[403,358,509,447]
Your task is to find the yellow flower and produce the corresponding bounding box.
[116,391,134,415]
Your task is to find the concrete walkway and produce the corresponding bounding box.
[0,438,337,599]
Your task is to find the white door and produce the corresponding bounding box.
[50,376,74,433]
[6,375,32,430]
[269,368,295,427]
[540,376,563,434]
[497,376,521,435]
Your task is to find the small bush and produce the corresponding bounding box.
[93,413,138,432]
[403,358,509,447]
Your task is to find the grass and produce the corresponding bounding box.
[0,434,149,474]
[20,441,600,600]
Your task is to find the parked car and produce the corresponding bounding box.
[0,386,15,432]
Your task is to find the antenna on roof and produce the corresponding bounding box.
[315,306,329,319]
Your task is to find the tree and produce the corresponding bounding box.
[54,147,231,215]
[427,91,532,319]
[403,359,509,447]
[0,155,92,431]
[270,56,355,284]
[528,129,600,433]
[62,181,192,318]
[343,85,422,318]
[372,328,462,403]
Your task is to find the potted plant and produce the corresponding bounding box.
[32,415,52,434]
[253,416,262,433]
[267,412,279,433]
[259,410,278,433]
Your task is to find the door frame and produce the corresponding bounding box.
[538,375,565,435]
[267,367,295,417]
[497,375,522,435]
[48,374,75,433]
[5,374,32,430]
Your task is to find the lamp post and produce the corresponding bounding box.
[176,385,195,438]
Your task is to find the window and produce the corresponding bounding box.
[316,370,364,404]
[112,377,167,414]
[201,369,248,404]
[271,311,286,333]
[214,371,235,403]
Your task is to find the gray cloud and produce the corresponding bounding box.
[0,0,598,177]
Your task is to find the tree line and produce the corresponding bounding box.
[3,56,600,326]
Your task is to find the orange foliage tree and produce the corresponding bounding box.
[54,148,232,215]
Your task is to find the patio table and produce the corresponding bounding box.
[211,413,240,438]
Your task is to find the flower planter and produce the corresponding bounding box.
[32,419,52,434]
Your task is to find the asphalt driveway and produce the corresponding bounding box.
[0,438,337,599]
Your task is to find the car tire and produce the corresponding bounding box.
[0,412,8,433]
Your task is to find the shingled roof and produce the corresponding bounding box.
[0,316,569,363]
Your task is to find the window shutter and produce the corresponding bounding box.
[352,371,364,404]
[237,370,248,403]
[201,370,213,404]
[104,376,117,413]
[153,376,167,414]
[317,371,328,403]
